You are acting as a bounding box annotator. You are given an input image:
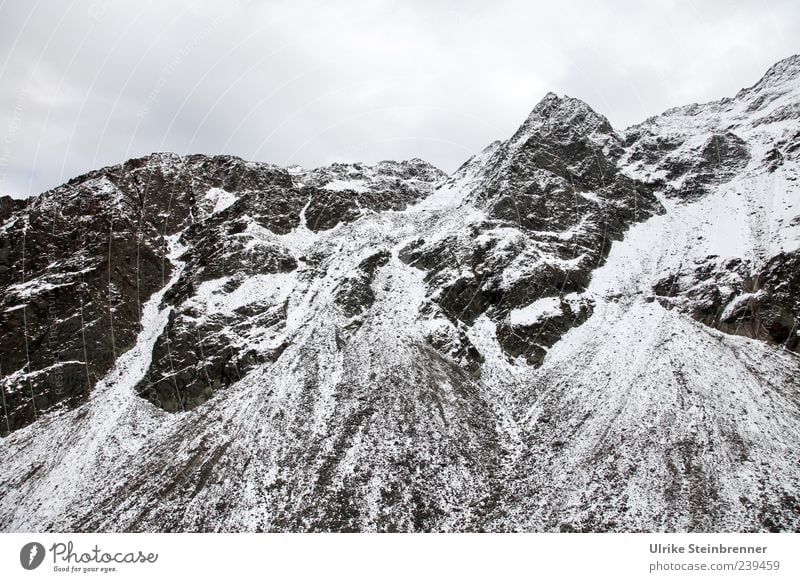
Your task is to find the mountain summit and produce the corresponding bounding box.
[1,56,799,532]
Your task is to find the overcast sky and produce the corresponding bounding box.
[1,0,798,198]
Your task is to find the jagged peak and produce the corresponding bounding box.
[512,92,616,144]
[531,92,607,122]
[625,54,800,134]
[749,54,800,89]
[320,157,442,171]
[532,91,586,111]
[57,152,255,187]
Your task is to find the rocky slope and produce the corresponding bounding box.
[0,56,799,532]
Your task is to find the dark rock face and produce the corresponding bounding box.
[753,252,800,350]
[0,153,445,428]
[300,158,446,193]
[135,305,289,412]
[0,157,188,435]
[299,159,446,231]
[654,251,800,352]
[0,196,24,222]
[303,187,417,231]
[334,250,391,317]
[626,129,751,200]
[401,94,663,365]
[496,296,594,366]
[135,211,300,412]
[132,159,444,414]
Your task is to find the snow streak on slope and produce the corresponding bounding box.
[0,236,186,529]
[26,192,509,532]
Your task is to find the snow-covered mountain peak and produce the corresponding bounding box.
[514,92,618,148]
[1,55,799,533]
[743,53,800,94]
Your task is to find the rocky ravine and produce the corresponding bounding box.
[0,56,799,532]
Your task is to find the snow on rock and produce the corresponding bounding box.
[508,296,562,325]
[0,234,185,529]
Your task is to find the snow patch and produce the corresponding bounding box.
[508,296,562,326]
[204,187,238,214]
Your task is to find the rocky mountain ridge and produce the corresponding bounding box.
[0,55,799,532]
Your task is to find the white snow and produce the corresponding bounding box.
[0,233,187,529]
[508,296,562,326]
[204,187,238,214]
[188,272,296,319]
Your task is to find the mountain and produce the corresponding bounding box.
[1,56,799,532]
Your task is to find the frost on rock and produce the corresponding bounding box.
[1,57,800,533]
